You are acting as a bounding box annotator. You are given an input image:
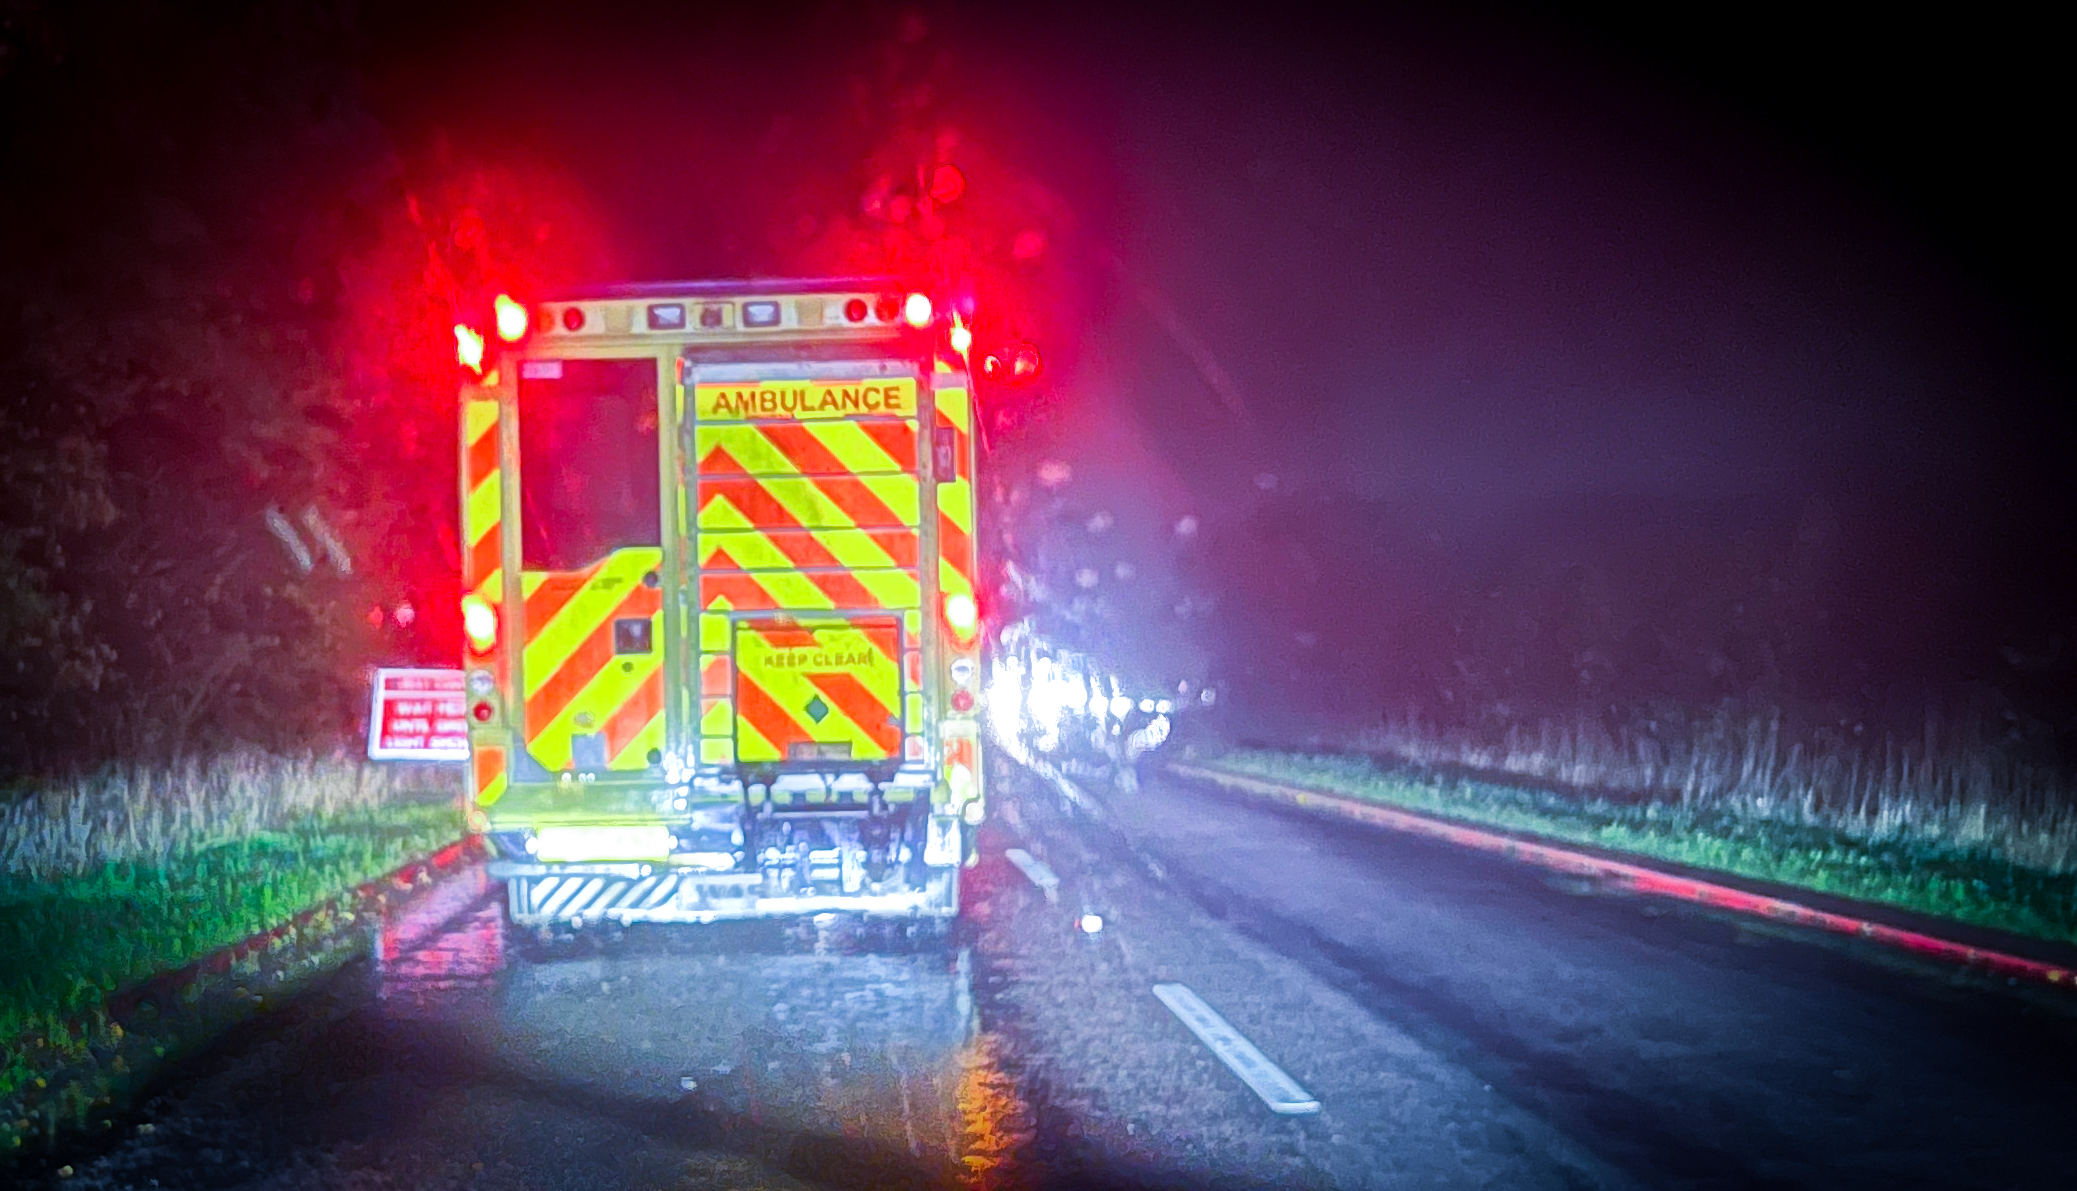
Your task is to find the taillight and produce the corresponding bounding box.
[844,298,869,323]
[943,592,979,646]
[471,701,495,722]
[950,689,976,713]
[492,293,529,342]
[461,594,498,655]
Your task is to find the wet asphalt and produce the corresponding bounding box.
[22,757,2077,1189]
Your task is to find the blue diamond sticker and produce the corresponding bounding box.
[804,696,830,723]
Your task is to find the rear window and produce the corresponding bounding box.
[517,358,659,571]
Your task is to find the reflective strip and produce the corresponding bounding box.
[692,405,931,767]
[933,383,976,602]
[462,400,502,598]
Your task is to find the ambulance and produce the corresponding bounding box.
[453,280,985,926]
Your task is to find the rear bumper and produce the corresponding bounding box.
[490,861,956,925]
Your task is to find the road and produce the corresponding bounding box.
[27,757,2077,1189]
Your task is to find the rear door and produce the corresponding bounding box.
[683,359,928,772]
[511,356,671,776]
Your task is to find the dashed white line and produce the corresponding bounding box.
[1003,847,1061,902]
[1152,983,1321,1115]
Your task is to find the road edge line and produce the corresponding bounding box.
[1166,762,2075,991]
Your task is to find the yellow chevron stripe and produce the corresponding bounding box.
[697,476,919,530]
[939,558,974,599]
[934,384,970,433]
[700,527,906,571]
[523,549,660,699]
[936,478,972,534]
[854,568,922,608]
[700,612,729,652]
[466,399,499,444]
[696,422,912,476]
[733,621,903,763]
[467,472,501,544]
[525,616,662,770]
[607,708,666,770]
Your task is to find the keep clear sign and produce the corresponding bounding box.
[367,668,470,761]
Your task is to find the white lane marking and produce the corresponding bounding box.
[1152,983,1321,1115]
[1003,848,1061,902]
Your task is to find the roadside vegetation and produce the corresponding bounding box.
[1192,720,2077,945]
[0,753,458,1109]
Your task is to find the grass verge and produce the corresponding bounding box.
[0,753,460,1116]
[1187,747,2077,947]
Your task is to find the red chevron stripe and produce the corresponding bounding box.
[699,478,808,530]
[701,573,780,611]
[859,421,918,470]
[603,669,663,761]
[734,673,810,755]
[810,474,909,528]
[757,423,852,474]
[804,671,901,754]
[870,528,920,568]
[804,569,882,609]
[524,585,660,733]
[696,442,752,476]
[701,529,919,572]
[467,424,499,487]
[468,529,501,589]
[701,655,732,696]
[523,564,600,635]
[937,511,973,581]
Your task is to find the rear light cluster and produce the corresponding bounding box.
[461,594,498,655]
[942,592,980,647]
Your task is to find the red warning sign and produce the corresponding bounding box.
[367,668,470,761]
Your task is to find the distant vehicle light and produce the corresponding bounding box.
[493,294,528,343]
[1077,913,1104,934]
[454,324,486,373]
[903,292,933,328]
[844,298,869,323]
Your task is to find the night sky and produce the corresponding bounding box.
[343,0,2069,716]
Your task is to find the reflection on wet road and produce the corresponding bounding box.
[34,755,2077,1189]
